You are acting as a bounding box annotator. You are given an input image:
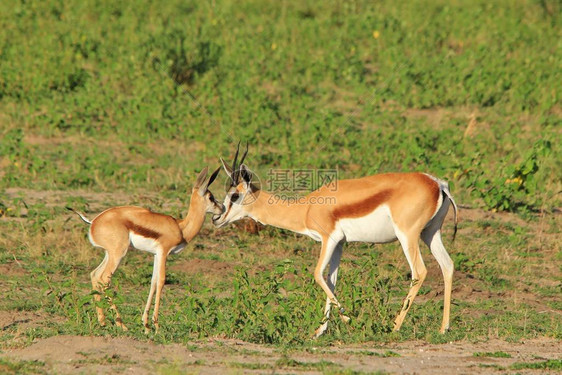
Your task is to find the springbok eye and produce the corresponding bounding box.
[231,192,240,202]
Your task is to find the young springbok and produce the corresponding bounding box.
[213,145,458,337]
[68,167,224,333]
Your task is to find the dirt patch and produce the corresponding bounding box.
[0,310,66,350]
[0,311,39,332]
[0,263,27,277]
[1,335,560,374]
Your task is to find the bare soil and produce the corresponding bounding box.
[1,325,560,374]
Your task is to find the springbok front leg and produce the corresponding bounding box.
[142,254,160,333]
[142,251,168,333]
[151,252,167,333]
[314,240,345,338]
[313,236,349,338]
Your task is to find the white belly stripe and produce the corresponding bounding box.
[129,232,161,254]
[337,204,397,243]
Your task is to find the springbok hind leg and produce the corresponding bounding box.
[422,229,454,333]
[91,245,129,330]
[91,253,109,326]
[393,233,427,331]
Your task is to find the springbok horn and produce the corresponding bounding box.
[238,142,249,169]
[231,141,241,184]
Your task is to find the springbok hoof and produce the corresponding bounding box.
[313,324,328,339]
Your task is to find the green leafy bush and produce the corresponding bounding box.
[468,140,552,212]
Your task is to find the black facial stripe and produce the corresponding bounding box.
[223,200,233,218]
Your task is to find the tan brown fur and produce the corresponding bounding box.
[215,157,458,338]
[70,167,223,333]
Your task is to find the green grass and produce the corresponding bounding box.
[474,351,512,358]
[511,359,562,370]
[0,358,47,375]
[74,354,136,366]
[352,350,401,358]
[0,0,560,212]
[0,0,560,358]
[275,356,343,371]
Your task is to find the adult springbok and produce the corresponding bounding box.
[68,166,224,333]
[213,145,458,337]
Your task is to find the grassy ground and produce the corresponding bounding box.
[0,0,561,373]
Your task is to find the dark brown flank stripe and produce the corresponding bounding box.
[124,220,161,239]
[332,190,393,220]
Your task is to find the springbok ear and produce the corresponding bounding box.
[194,166,209,189]
[206,166,221,188]
[220,157,233,176]
[240,164,252,186]
[221,157,234,179]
